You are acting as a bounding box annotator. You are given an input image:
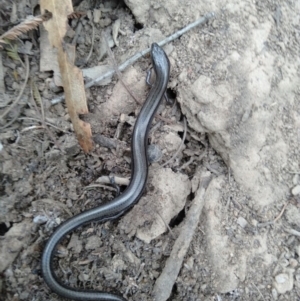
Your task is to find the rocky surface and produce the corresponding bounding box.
[0,0,299,300]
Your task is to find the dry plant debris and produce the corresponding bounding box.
[40,0,93,153]
[152,170,212,301]
[0,11,52,47]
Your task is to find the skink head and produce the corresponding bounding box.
[150,43,170,77]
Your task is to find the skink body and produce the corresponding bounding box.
[41,43,171,301]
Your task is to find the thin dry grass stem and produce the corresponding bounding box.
[31,80,44,119]
[18,117,66,132]
[273,201,289,223]
[21,125,44,132]
[0,11,52,46]
[29,79,64,153]
[5,42,25,68]
[0,54,29,120]
[103,33,140,105]
[79,21,95,67]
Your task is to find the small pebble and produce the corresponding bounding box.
[293,174,299,185]
[251,218,258,227]
[20,292,29,300]
[147,144,162,163]
[33,215,48,224]
[292,185,300,196]
[237,216,248,228]
[279,258,289,268]
[275,273,288,284]
[93,9,101,23]
[71,18,78,28]
[273,270,294,294]
[77,36,85,44]
[295,245,300,257]
[12,82,20,90]
[289,258,298,268]
[272,288,278,300]
[66,199,73,208]
[79,273,90,281]
[85,235,102,250]
[99,17,112,28]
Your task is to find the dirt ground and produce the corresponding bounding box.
[0,0,300,300]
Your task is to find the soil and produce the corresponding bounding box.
[0,0,300,301]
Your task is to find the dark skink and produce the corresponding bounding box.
[41,43,170,301]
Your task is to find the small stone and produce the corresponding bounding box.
[66,199,73,208]
[33,215,48,224]
[295,245,300,257]
[93,9,101,23]
[38,82,45,91]
[279,258,289,268]
[12,82,20,90]
[185,257,194,270]
[67,234,83,254]
[147,144,162,163]
[237,216,248,228]
[275,273,288,284]
[56,245,68,257]
[99,17,112,28]
[71,18,78,28]
[66,27,75,38]
[251,219,258,227]
[212,19,219,29]
[284,251,292,259]
[20,291,29,300]
[292,185,300,196]
[85,235,102,250]
[77,36,85,44]
[271,288,278,300]
[289,258,298,268]
[45,150,62,161]
[293,174,299,185]
[273,269,294,294]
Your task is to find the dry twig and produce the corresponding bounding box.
[257,201,289,228]
[252,282,266,301]
[284,228,300,237]
[41,0,93,153]
[273,202,289,223]
[21,125,44,132]
[18,117,66,132]
[152,171,212,301]
[84,184,117,192]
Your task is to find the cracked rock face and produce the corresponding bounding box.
[178,17,295,208]
[120,168,191,243]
